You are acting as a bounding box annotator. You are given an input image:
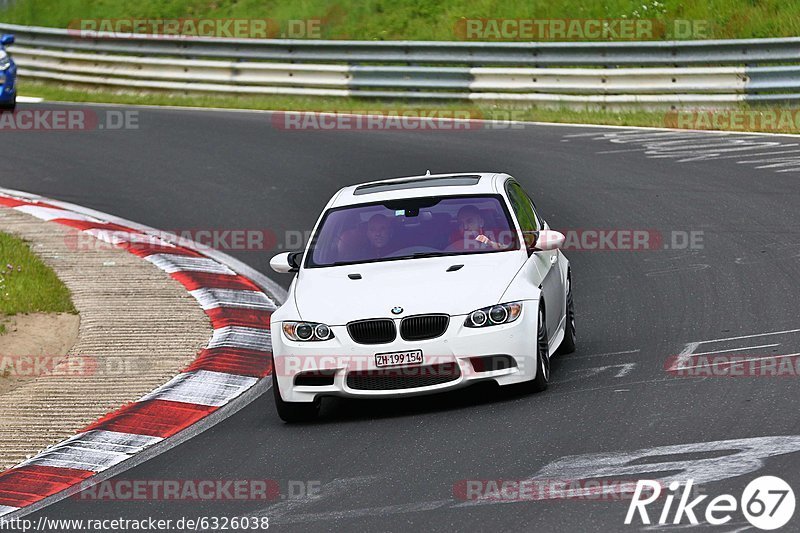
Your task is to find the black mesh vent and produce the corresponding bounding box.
[294,370,336,387]
[346,363,460,390]
[347,319,396,344]
[400,314,450,341]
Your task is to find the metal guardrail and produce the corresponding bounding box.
[2,22,799,107]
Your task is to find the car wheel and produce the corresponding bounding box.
[528,303,550,393]
[557,273,576,354]
[272,371,320,423]
[0,98,15,113]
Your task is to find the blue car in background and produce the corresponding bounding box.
[0,34,15,111]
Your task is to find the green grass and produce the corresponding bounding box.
[1,0,798,40]
[20,80,800,134]
[16,79,678,128]
[0,232,77,318]
[6,2,800,134]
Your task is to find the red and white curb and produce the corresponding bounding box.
[0,189,284,518]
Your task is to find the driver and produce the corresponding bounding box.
[451,205,504,250]
[365,213,396,257]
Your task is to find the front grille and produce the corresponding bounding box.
[346,362,460,390]
[347,319,396,344]
[400,314,450,341]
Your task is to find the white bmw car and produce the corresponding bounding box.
[269,172,575,422]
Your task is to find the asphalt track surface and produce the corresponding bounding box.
[4,103,800,532]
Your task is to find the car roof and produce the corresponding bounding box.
[329,172,509,208]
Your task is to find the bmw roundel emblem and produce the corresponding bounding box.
[391,306,403,315]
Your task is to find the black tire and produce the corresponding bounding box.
[0,95,16,113]
[557,273,576,355]
[272,371,320,423]
[528,303,550,393]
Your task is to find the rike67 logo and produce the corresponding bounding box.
[626,476,795,530]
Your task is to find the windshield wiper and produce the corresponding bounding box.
[393,252,445,260]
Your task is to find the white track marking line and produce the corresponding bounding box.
[670,342,700,372]
[614,363,637,377]
[751,159,800,169]
[739,152,800,163]
[512,123,798,138]
[250,476,380,520]
[597,147,658,154]
[687,148,800,162]
[645,264,710,277]
[268,436,800,525]
[553,363,637,384]
[570,349,640,359]
[577,129,800,174]
[646,140,777,153]
[272,500,451,524]
[674,144,795,162]
[696,328,800,345]
[691,343,780,357]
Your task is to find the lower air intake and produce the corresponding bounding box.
[346,362,460,390]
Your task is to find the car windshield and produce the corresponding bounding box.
[306,195,519,268]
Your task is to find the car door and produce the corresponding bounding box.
[506,181,563,341]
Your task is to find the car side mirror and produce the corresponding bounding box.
[1,35,15,46]
[270,251,302,273]
[531,229,565,252]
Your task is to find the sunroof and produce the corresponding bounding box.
[353,175,481,195]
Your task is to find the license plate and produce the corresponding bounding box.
[375,350,423,368]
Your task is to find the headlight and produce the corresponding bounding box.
[464,302,522,328]
[283,321,335,341]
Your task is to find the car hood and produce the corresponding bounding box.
[293,253,525,325]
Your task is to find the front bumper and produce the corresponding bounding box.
[0,64,16,105]
[271,303,539,403]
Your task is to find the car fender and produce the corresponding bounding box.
[499,256,543,309]
[558,251,571,286]
[271,287,301,326]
